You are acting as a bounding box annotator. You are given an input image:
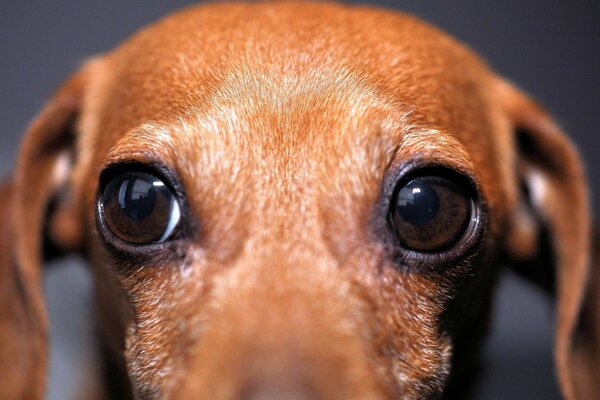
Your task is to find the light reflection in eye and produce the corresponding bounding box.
[160,200,181,242]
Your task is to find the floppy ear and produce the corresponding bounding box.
[498,79,594,399]
[0,69,87,399]
[574,228,600,399]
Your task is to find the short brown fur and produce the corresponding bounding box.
[0,2,596,399]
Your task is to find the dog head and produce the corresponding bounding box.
[1,2,593,399]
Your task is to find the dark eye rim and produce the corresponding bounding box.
[95,161,191,256]
[383,163,486,267]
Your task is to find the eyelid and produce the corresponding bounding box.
[98,161,187,207]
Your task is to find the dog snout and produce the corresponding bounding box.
[172,255,390,399]
[241,385,317,400]
[240,368,319,400]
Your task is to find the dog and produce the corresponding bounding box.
[0,1,598,399]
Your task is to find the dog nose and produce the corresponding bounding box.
[242,384,318,400]
[237,356,320,400]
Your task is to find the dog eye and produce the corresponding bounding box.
[99,171,181,244]
[389,175,473,252]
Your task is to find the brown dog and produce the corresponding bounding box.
[0,2,598,399]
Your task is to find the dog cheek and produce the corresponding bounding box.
[100,252,209,399]
[347,251,454,399]
[384,280,451,398]
[122,283,197,399]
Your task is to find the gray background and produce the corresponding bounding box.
[2,1,598,399]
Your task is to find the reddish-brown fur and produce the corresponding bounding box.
[0,2,596,399]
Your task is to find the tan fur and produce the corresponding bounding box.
[0,2,596,399]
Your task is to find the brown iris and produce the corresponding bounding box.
[100,171,181,244]
[389,175,472,252]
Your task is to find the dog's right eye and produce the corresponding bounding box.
[388,171,478,253]
[98,171,181,245]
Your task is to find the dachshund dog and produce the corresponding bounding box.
[0,2,598,399]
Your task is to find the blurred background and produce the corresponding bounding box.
[1,1,598,399]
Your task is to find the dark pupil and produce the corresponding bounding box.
[118,178,157,221]
[396,180,439,226]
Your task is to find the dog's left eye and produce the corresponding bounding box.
[388,173,474,253]
[99,171,181,244]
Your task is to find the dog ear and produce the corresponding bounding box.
[574,229,600,399]
[0,67,89,399]
[498,79,594,399]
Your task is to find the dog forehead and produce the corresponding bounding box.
[87,2,501,164]
[82,1,505,237]
[91,1,494,138]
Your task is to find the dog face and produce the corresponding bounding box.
[1,2,593,400]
